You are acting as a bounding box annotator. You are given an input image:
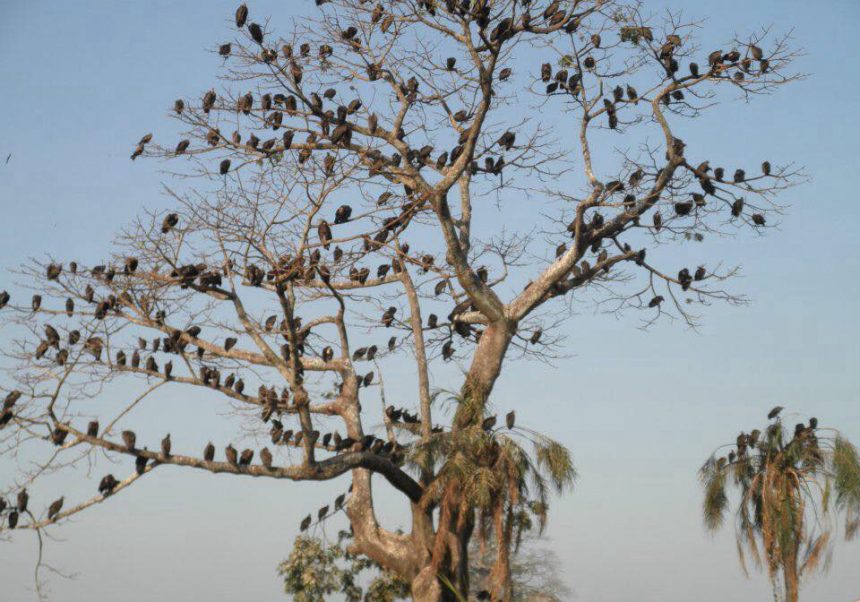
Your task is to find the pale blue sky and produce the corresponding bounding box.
[1,1,859,600]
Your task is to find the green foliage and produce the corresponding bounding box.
[279,533,409,602]
[700,413,860,599]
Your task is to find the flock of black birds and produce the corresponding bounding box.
[711,406,822,471]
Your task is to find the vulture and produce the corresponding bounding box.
[382,306,396,327]
[0,290,9,309]
[541,63,552,82]
[51,426,69,446]
[225,444,239,465]
[135,454,148,475]
[99,474,119,496]
[145,356,158,373]
[219,43,231,56]
[733,169,745,183]
[317,505,329,521]
[318,220,332,249]
[442,340,454,360]
[122,430,137,451]
[224,337,238,351]
[751,213,766,226]
[363,371,374,387]
[174,99,185,114]
[248,22,264,44]
[809,417,818,429]
[481,415,497,431]
[499,67,512,80]
[626,84,638,102]
[131,350,141,368]
[761,161,771,175]
[47,263,62,280]
[506,410,516,429]
[202,89,216,113]
[445,57,456,71]
[434,280,447,296]
[388,336,396,351]
[87,420,99,437]
[31,294,42,311]
[4,390,22,410]
[768,406,783,420]
[653,212,662,232]
[175,139,190,155]
[203,442,215,462]
[235,3,248,28]
[366,345,377,360]
[47,497,64,520]
[239,449,254,465]
[694,266,706,281]
[334,204,352,224]
[428,314,438,329]
[219,159,231,175]
[7,510,18,529]
[300,514,312,531]
[260,447,273,469]
[161,434,171,457]
[162,213,179,233]
[334,493,346,510]
[731,198,744,218]
[17,489,29,512]
[529,329,542,344]
[648,295,664,308]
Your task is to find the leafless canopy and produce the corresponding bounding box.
[0,1,801,600]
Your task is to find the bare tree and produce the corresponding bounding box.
[0,1,802,600]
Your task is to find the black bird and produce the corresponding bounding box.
[225,444,238,465]
[17,488,29,513]
[300,514,312,531]
[135,454,148,475]
[203,442,215,461]
[224,337,238,351]
[260,447,273,469]
[382,306,396,327]
[122,430,137,450]
[506,410,516,429]
[219,43,231,56]
[219,159,231,175]
[174,99,185,114]
[334,205,352,224]
[529,329,542,344]
[318,220,332,249]
[162,213,179,233]
[175,139,190,155]
[809,417,818,429]
[239,448,254,465]
[248,22,264,44]
[31,294,42,311]
[85,420,99,438]
[164,361,173,379]
[767,406,783,420]
[0,290,9,309]
[47,497,64,520]
[99,474,119,496]
[388,336,396,351]
[235,3,248,27]
[161,434,171,457]
[8,510,19,528]
[481,415,497,431]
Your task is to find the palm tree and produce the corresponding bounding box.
[700,409,860,601]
